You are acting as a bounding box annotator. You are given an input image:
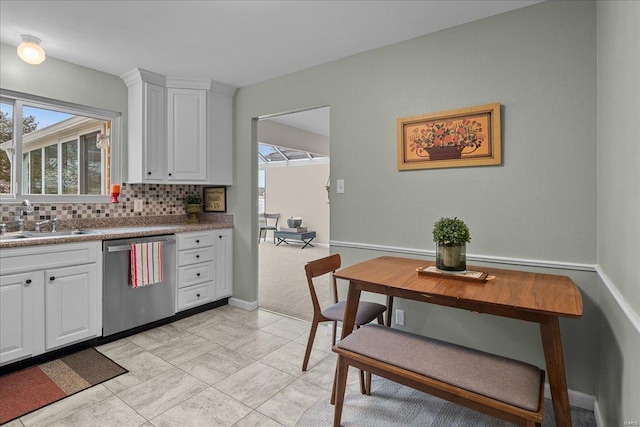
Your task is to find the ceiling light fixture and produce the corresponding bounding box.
[17,35,46,65]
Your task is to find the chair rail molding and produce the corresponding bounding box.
[330,240,596,272]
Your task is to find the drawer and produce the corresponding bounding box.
[177,283,213,311]
[178,261,214,289]
[178,232,214,250]
[178,247,214,266]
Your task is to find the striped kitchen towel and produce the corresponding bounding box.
[130,242,164,287]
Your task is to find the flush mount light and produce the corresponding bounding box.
[17,35,46,65]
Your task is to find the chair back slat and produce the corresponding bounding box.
[305,254,341,313]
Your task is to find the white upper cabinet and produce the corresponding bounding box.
[167,87,207,182]
[121,68,236,185]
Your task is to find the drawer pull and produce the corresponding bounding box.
[196,273,201,277]
[25,279,32,285]
[50,276,56,281]
[196,293,201,298]
[196,255,200,259]
[147,171,151,175]
[196,239,200,244]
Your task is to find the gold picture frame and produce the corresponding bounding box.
[397,103,501,170]
[203,186,227,212]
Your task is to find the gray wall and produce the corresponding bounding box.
[0,43,126,116]
[596,1,640,425]
[233,0,599,396]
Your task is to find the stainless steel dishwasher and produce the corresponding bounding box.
[103,234,176,336]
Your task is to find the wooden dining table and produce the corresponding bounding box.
[333,256,583,427]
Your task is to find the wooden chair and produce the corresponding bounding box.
[302,254,388,394]
[259,213,279,243]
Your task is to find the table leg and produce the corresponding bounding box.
[540,317,573,427]
[301,237,315,249]
[340,282,361,340]
[385,295,394,327]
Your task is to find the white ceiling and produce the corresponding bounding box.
[0,1,541,89]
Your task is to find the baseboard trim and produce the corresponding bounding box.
[594,399,604,427]
[329,240,596,272]
[229,297,258,311]
[543,383,595,411]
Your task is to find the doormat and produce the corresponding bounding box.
[0,348,128,424]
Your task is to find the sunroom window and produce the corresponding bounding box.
[0,90,120,200]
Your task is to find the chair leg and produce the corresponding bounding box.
[366,371,372,395]
[332,321,337,345]
[359,369,366,395]
[376,314,384,325]
[302,320,319,371]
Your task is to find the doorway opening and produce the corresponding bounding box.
[257,106,330,321]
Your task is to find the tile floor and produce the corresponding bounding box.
[5,306,362,427]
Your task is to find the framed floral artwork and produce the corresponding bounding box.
[396,103,501,170]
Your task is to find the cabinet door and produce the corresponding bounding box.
[143,82,167,181]
[214,229,233,299]
[45,264,98,351]
[167,88,207,182]
[0,272,38,364]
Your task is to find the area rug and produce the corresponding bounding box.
[0,348,127,424]
[297,377,596,426]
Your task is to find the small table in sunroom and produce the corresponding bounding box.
[274,230,317,249]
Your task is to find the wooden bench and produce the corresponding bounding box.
[331,324,545,427]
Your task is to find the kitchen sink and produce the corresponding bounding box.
[0,229,103,241]
[0,233,30,240]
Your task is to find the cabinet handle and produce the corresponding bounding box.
[196,255,200,259]
[219,235,222,239]
[168,173,172,177]
[196,239,200,243]
[196,273,201,277]
[147,171,151,175]
[25,279,32,285]
[49,276,55,281]
[196,293,201,298]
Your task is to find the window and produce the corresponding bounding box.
[0,90,121,200]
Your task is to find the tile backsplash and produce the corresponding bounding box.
[0,184,226,224]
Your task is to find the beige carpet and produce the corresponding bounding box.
[259,241,330,322]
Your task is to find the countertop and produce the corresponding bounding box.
[0,222,232,249]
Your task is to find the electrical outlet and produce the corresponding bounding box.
[336,179,345,194]
[395,309,405,326]
[134,199,143,212]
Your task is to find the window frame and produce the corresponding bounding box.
[0,89,122,203]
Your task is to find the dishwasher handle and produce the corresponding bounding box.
[107,239,175,253]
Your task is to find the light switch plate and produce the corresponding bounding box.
[337,179,345,194]
[134,199,143,212]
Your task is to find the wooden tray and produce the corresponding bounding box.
[416,266,488,283]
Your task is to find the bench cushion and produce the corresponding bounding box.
[336,324,542,412]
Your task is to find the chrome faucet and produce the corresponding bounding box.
[18,200,33,232]
[35,220,50,233]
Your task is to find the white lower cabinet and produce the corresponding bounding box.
[214,228,233,299]
[0,242,101,366]
[177,229,232,311]
[0,272,39,364]
[45,264,98,351]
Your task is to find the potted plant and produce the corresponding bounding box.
[432,217,470,272]
[185,193,202,223]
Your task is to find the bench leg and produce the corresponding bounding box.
[332,355,349,427]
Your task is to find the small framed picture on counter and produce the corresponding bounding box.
[203,186,227,212]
